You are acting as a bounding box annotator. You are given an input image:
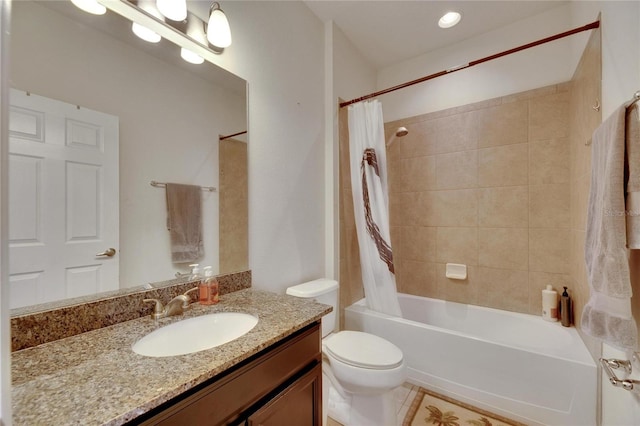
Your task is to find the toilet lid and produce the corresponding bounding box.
[324,331,403,370]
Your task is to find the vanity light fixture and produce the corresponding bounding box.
[131,0,163,43]
[207,2,232,48]
[157,0,187,22]
[438,11,462,29]
[70,0,106,15]
[180,14,207,64]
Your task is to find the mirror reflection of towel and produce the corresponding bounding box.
[165,183,204,263]
[626,104,640,248]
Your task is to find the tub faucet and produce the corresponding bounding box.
[144,287,198,319]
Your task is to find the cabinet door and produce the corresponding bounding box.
[247,364,322,426]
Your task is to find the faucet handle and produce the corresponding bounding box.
[143,298,164,318]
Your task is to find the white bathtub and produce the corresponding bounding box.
[344,293,597,426]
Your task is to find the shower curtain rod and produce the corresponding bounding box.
[339,20,600,108]
[219,130,247,140]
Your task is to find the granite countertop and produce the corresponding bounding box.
[11,289,331,425]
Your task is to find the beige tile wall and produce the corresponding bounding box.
[338,36,602,323]
[382,83,572,316]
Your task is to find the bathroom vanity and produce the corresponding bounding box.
[137,323,321,425]
[11,289,330,425]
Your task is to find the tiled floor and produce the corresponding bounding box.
[327,382,419,426]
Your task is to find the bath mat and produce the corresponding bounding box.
[403,387,527,426]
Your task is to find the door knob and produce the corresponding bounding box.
[96,248,117,257]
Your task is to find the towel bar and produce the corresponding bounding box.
[150,180,216,192]
[600,358,639,391]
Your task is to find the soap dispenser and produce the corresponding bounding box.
[560,286,572,327]
[542,285,558,322]
[199,266,219,305]
[189,264,201,282]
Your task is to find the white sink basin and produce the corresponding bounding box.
[132,312,258,357]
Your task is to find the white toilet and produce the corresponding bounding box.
[286,279,407,426]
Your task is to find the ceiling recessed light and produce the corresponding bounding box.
[438,11,462,29]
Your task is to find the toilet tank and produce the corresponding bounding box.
[286,279,338,338]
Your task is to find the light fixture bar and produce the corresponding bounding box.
[109,1,227,62]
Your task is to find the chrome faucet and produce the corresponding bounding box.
[144,287,199,319]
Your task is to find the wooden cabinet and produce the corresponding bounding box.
[247,364,321,426]
[134,322,322,426]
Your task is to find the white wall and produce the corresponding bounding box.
[326,22,377,280]
[10,1,246,289]
[377,3,585,122]
[332,24,377,103]
[188,1,326,293]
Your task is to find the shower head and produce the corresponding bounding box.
[386,126,409,148]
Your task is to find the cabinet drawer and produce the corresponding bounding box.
[137,323,321,426]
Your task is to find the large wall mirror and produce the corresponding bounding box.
[8,0,248,312]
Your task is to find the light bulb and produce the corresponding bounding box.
[156,0,187,21]
[207,5,232,48]
[181,48,204,65]
[438,12,462,29]
[70,0,106,15]
[132,22,161,43]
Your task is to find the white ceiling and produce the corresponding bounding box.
[304,0,568,69]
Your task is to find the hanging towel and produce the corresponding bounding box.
[165,183,204,263]
[626,103,640,248]
[582,105,637,351]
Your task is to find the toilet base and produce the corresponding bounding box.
[350,391,397,426]
[325,377,398,426]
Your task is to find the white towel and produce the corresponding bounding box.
[581,105,638,351]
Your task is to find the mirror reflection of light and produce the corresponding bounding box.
[70,0,106,15]
[157,0,187,22]
[181,48,204,64]
[132,22,162,43]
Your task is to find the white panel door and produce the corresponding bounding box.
[8,89,119,308]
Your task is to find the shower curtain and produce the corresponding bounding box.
[348,100,402,317]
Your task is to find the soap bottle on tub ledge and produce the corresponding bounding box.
[560,286,572,327]
[199,266,219,305]
[542,285,558,322]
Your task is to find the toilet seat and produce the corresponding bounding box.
[324,331,403,370]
